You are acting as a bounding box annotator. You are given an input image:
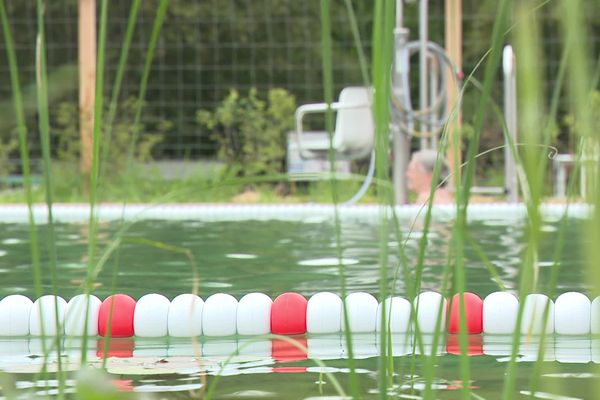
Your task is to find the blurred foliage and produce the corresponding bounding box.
[0,136,17,183]
[564,91,600,141]
[197,88,296,178]
[52,97,166,173]
[0,0,598,175]
[75,367,151,400]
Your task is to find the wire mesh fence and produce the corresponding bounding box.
[0,0,598,168]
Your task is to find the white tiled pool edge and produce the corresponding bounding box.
[0,203,591,223]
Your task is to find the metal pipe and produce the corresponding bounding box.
[429,55,439,149]
[502,45,518,203]
[396,0,403,28]
[392,0,410,204]
[392,124,410,204]
[419,0,429,150]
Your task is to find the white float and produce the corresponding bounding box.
[134,293,171,337]
[521,294,554,335]
[414,291,446,334]
[237,337,272,358]
[518,337,556,362]
[593,338,600,364]
[343,292,378,333]
[6,290,600,338]
[202,293,238,336]
[133,338,169,357]
[415,332,445,356]
[202,338,238,358]
[0,339,30,372]
[306,292,342,334]
[0,295,33,336]
[307,335,343,360]
[483,292,518,334]
[376,296,411,333]
[482,334,513,357]
[29,295,67,336]
[167,341,202,357]
[555,336,591,363]
[168,294,204,337]
[376,333,412,356]
[554,292,590,335]
[591,296,600,334]
[237,292,272,335]
[64,294,101,336]
[341,332,378,359]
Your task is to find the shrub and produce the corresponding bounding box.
[0,136,17,185]
[52,97,166,173]
[197,88,296,179]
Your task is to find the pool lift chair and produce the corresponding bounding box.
[294,86,375,204]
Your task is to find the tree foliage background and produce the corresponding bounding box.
[0,0,598,176]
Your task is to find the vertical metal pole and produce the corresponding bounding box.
[79,0,96,175]
[393,0,410,204]
[396,0,403,27]
[503,45,519,203]
[392,124,411,204]
[554,159,566,197]
[429,57,438,150]
[419,0,428,150]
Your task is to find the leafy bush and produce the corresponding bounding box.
[0,136,17,184]
[197,88,296,178]
[52,97,166,173]
[564,90,600,139]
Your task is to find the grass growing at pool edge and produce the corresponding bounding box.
[1,0,599,399]
[0,0,174,398]
[321,0,364,397]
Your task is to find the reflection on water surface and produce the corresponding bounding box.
[0,213,593,398]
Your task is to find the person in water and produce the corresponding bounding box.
[406,149,453,205]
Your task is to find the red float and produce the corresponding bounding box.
[271,292,307,335]
[448,292,483,334]
[98,294,136,337]
[446,334,483,355]
[96,338,134,358]
[272,336,308,362]
[272,336,308,373]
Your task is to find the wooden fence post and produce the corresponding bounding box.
[445,0,462,180]
[78,0,96,175]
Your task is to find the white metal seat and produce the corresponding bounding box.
[294,86,374,160]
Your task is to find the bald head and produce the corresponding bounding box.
[408,150,450,188]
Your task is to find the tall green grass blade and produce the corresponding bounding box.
[423,247,454,400]
[0,0,42,298]
[557,0,599,395]
[451,242,471,400]
[35,0,58,274]
[343,0,370,87]
[320,1,362,397]
[502,3,551,398]
[100,0,141,180]
[204,335,348,400]
[459,0,511,206]
[525,16,581,397]
[35,1,64,395]
[464,233,507,290]
[98,0,168,368]
[371,0,397,397]
[0,7,51,393]
[81,0,109,363]
[126,0,170,166]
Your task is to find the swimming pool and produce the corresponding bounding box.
[0,204,596,399]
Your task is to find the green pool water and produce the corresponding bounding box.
[0,214,597,399]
